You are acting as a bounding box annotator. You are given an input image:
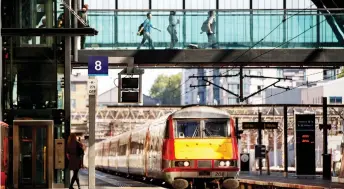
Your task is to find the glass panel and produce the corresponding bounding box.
[19,127,33,185]
[175,120,200,138]
[19,0,54,46]
[35,127,47,185]
[7,63,58,110]
[85,10,344,49]
[204,120,229,138]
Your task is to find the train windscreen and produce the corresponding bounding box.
[175,121,200,138]
[174,119,230,138]
[203,119,229,138]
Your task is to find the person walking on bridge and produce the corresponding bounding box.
[201,10,217,49]
[137,12,161,50]
[167,11,179,49]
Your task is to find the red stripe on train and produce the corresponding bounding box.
[163,167,239,172]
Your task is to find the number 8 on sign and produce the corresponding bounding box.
[95,61,102,71]
[88,56,108,76]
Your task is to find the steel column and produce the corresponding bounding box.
[283,105,288,177]
[258,112,263,175]
[182,0,186,48]
[73,0,78,61]
[323,98,328,154]
[239,67,243,102]
[0,0,2,121]
[64,0,72,187]
[249,0,253,43]
[274,129,277,167]
[114,0,118,45]
[283,0,286,43]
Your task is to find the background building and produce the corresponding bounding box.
[71,73,89,111]
[182,68,339,105]
[301,77,344,105]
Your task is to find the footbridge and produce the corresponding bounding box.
[72,7,344,68]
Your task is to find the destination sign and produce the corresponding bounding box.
[242,122,278,130]
[295,114,315,131]
[295,114,316,176]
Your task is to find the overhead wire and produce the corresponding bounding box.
[186,5,318,90]
[176,7,331,103]
[256,70,341,103]
[194,5,316,78]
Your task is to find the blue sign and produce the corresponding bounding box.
[88,56,108,76]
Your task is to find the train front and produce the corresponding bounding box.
[162,106,239,189]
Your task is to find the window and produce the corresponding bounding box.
[71,84,76,91]
[175,120,200,138]
[71,99,76,109]
[329,96,342,104]
[204,120,229,138]
[118,144,127,156]
[236,98,240,104]
[257,86,262,96]
[164,120,170,139]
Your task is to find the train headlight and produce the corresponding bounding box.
[175,161,191,167]
[219,161,225,166]
[225,161,230,166]
[217,160,235,167]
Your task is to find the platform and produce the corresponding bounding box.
[71,169,165,189]
[239,172,344,189]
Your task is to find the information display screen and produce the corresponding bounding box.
[295,114,315,176]
[122,78,139,89]
[121,92,139,103]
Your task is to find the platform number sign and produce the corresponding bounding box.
[88,56,108,76]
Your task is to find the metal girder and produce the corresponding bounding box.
[71,105,344,123]
[1,28,98,36]
[71,105,344,138]
[76,49,344,68]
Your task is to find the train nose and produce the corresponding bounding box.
[172,179,189,189]
[222,179,239,189]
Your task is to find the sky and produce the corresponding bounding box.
[72,69,182,95]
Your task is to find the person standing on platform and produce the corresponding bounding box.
[167,11,179,49]
[79,4,89,49]
[67,133,84,189]
[78,137,85,168]
[137,12,161,50]
[201,10,217,49]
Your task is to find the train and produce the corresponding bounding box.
[84,105,240,189]
[0,121,9,189]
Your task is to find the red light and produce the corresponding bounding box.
[5,53,9,59]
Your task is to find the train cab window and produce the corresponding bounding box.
[203,120,229,138]
[164,120,169,139]
[175,121,200,138]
